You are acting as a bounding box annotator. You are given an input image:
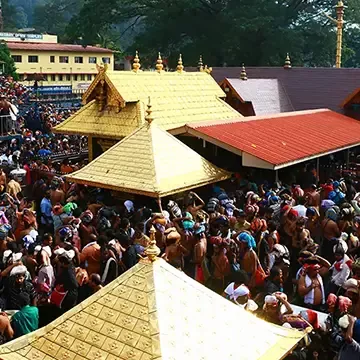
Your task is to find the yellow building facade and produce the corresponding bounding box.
[3,33,114,96]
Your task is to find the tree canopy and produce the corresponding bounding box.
[6,0,360,68]
[0,42,18,79]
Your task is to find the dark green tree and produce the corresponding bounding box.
[0,42,18,79]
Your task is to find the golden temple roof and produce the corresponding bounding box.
[0,258,305,360]
[54,70,241,138]
[53,100,144,138]
[65,118,231,197]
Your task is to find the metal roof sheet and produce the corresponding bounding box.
[186,109,360,168]
[0,258,305,360]
[224,78,294,115]
[187,66,360,113]
[66,119,231,197]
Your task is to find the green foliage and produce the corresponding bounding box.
[3,0,18,31]
[9,0,360,68]
[0,42,18,79]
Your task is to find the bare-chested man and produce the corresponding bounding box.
[321,208,341,263]
[163,228,189,270]
[238,232,258,288]
[298,257,330,310]
[0,95,16,134]
[305,184,321,210]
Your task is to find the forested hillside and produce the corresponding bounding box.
[4,0,360,68]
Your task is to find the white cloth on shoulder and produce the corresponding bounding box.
[304,274,325,305]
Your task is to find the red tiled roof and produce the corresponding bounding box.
[185,109,360,168]
[187,67,360,114]
[6,42,113,53]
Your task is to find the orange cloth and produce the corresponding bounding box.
[60,164,73,174]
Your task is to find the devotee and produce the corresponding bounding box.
[337,315,360,359]
[297,257,327,311]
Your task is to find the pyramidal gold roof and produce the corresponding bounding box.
[54,99,144,138]
[54,70,241,139]
[0,258,305,360]
[65,120,231,197]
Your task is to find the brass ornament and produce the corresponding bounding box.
[155,52,164,72]
[132,50,141,72]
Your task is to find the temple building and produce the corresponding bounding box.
[189,55,360,118]
[66,100,231,198]
[219,65,293,116]
[0,233,305,360]
[54,53,241,160]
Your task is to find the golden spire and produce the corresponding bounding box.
[145,226,160,262]
[335,0,345,68]
[204,64,212,74]
[284,53,292,69]
[240,64,248,80]
[156,52,163,72]
[145,96,153,124]
[198,55,204,71]
[176,54,184,73]
[132,50,141,72]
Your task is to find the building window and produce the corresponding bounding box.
[58,74,63,81]
[50,56,55,63]
[74,74,78,81]
[11,55,22,63]
[89,57,97,64]
[80,74,85,81]
[66,74,71,81]
[51,74,56,81]
[102,57,111,64]
[59,56,69,63]
[75,56,83,64]
[28,55,38,63]
[87,74,92,81]
[42,74,48,81]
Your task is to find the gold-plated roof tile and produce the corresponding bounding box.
[54,71,242,138]
[53,100,143,139]
[66,121,231,197]
[0,259,305,360]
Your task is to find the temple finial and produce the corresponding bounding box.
[132,50,141,72]
[156,52,163,72]
[204,64,212,74]
[177,54,184,73]
[145,226,160,261]
[198,55,204,71]
[284,53,292,69]
[240,64,248,80]
[145,96,153,124]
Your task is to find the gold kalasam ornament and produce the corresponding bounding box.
[198,55,204,71]
[156,52,164,72]
[145,96,153,125]
[240,64,248,80]
[177,54,184,73]
[145,226,160,261]
[284,53,292,69]
[204,65,212,74]
[133,50,141,72]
